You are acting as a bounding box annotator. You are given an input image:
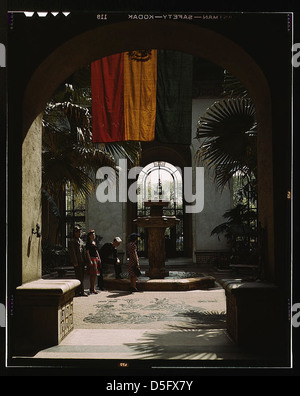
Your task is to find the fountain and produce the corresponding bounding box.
[134,200,180,279]
[104,200,216,291]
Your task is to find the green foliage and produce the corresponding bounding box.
[42,69,141,198]
[211,204,258,263]
[42,100,116,198]
[196,98,257,190]
[196,71,258,262]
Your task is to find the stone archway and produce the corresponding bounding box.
[21,19,273,284]
[125,142,193,253]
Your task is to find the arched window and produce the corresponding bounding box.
[137,161,183,210]
[136,161,184,256]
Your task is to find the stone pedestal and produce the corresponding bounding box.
[134,201,180,279]
[146,227,169,278]
[220,279,288,354]
[14,279,80,355]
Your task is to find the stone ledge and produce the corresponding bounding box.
[219,279,280,295]
[16,279,80,294]
[219,278,286,350]
[14,279,80,355]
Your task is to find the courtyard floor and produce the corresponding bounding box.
[30,258,281,369]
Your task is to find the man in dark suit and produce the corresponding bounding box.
[68,225,88,296]
[99,237,122,289]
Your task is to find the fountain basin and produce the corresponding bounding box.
[103,275,216,291]
[134,216,179,228]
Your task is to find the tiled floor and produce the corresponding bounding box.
[29,259,279,366]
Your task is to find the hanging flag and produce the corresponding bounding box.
[155,50,193,145]
[123,50,157,141]
[91,51,157,143]
[91,50,193,144]
[91,53,125,143]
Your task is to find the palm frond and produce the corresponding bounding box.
[42,100,117,199]
[196,98,257,189]
[222,70,250,98]
[101,141,142,168]
[211,203,257,239]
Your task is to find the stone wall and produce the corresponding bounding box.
[86,197,127,250]
[22,114,42,283]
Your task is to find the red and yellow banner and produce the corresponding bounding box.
[91,51,157,143]
[91,50,193,145]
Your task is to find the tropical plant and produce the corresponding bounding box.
[42,68,141,199]
[196,97,257,190]
[196,71,258,262]
[41,68,141,247]
[211,204,258,264]
[42,101,116,198]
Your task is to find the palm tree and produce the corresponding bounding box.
[196,71,258,263]
[41,69,141,247]
[210,204,258,264]
[42,66,141,199]
[196,72,257,190]
[42,101,116,198]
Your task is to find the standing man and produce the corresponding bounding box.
[99,237,123,287]
[127,233,141,292]
[68,225,88,297]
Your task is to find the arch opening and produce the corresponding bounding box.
[21,20,273,284]
[136,161,185,257]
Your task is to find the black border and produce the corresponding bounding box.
[1,0,299,379]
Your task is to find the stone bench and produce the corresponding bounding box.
[219,279,287,353]
[229,264,259,274]
[14,278,80,355]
